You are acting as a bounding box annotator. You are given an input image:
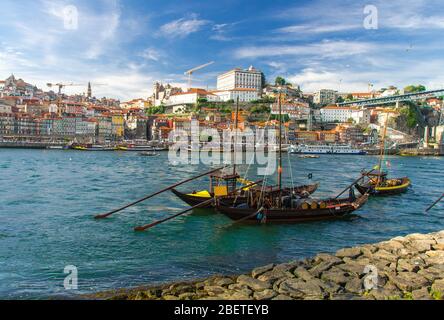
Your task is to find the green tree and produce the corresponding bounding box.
[146,105,166,115]
[400,106,418,128]
[250,104,271,114]
[404,85,426,93]
[275,76,286,86]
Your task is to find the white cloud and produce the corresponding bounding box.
[277,24,360,34]
[235,40,375,59]
[140,48,162,61]
[287,57,444,93]
[159,15,209,38]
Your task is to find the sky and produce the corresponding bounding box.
[1,0,444,101]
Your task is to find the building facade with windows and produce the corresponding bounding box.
[313,89,338,105]
[216,66,264,91]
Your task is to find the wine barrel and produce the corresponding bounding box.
[310,201,318,209]
[301,202,309,210]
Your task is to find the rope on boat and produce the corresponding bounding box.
[232,112,272,207]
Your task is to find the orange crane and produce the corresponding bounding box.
[184,61,214,90]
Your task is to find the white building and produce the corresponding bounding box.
[167,88,219,105]
[320,106,370,124]
[212,88,260,102]
[217,65,263,91]
[313,89,338,105]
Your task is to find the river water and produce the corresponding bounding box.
[0,149,442,298]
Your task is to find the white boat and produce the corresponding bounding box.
[139,151,159,157]
[288,144,366,155]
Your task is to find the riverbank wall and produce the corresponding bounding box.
[89,230,444,300]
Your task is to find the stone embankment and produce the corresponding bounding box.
[92,230,444,300]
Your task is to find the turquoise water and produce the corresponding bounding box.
[0,149,442,299]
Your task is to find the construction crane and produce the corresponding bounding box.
[184,61,214,90]
[46,82,83,95]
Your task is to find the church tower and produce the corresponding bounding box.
[87,82,92,98]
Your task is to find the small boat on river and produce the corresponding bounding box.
[139,151,159,157]
[356,113,411,197]
[356,171,410,196]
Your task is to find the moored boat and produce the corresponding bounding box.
[172,182,319,208]
[216,190,368,223]
[215,92,369,224]
[116,144,154,152]
[357,112,411,197]
[356,172,410,196]
[288,144,366,155]
[71,144,114,151]
[139,151,159,157]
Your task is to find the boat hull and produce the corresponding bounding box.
[171,183,319,208]
[356,177,410,196]
[216,194,369,223]
[171,189,215,208]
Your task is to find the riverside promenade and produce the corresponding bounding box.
[91,230,444,300]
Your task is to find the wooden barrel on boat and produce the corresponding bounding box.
[310,201,318,209]
[319,201,327,209]
[301,202,309,210]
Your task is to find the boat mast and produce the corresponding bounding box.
[377,112,389,186]
[278,92,283,193]
[233,96,239,176]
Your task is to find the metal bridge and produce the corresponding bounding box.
[337,89,444,107]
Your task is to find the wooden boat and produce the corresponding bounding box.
[139,151,159,157]
[298,155,320,159]
[216,187,368,223]
[215,92,369,224]
[116,144,154,151]
[357,113,411,197]
[171,98,320,208]
[172,182,319,208]
[356,172,410,196]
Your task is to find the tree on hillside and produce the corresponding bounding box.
[275,76,286,86]
[404,85,426,93]
[146,104,166,115]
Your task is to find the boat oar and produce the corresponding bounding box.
[220,206,265,229]
[134,179,263,231]
[94,167,224,219]
[425,193,444,212]
[334,169,375,199]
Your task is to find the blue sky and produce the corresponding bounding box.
[1,0,444,100]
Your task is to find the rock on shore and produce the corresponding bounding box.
[90,230,444,300]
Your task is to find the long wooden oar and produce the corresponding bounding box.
[134,179,263,231]
[425,193,444,212]
[334,169,375,199]
[94,167,224,219]
[220,206,265,229]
